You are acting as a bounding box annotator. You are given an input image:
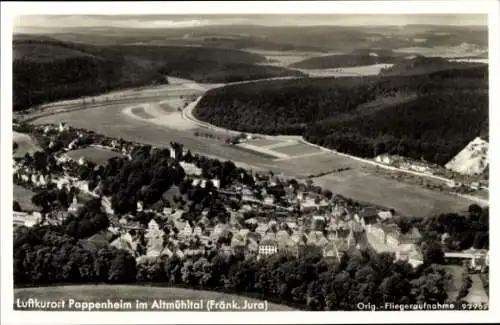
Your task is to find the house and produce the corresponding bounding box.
[146,231,164,257]
[148,219,160,231]
[323,242,337,261]
[180,162,202,176]
[387,227,422,247]
[193,225,203,237]
[377,210,394,221]
[175,249,185,259]
[247,231,262,244]
[231,234,247,255]
[332,204,348,218]
[311,215,326,231]
[317,200,330,213]
[110,236,136,256]
[370,224,386,243]
[347,220,364,233]
[263,196,275,207]
[211,179,221,189]
[286,222,298,231]
[247,238,259,254]
[375,154,392,165]
[211,223,230,240]
[441,232,451,245]
[277,236,299,257]
[276,230,290,246]
[238,228,250,239]
[68,197,83,214]
[334,238,351,260]
[220,244,233,256]
[470,182,480,190]
[181,223,193,238]
[358,207,379,230]
[255,223,269,237]
[38,174,47,187]
[258,239,278,259]
[307,231,329,248]
[300,198,319,213]
[59,122,69,132]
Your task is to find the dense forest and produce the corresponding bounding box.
[13,37,300,111]
[195,60,488,165]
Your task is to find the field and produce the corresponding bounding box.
[232,144,283,160]
[14,285,295,311]
[246,138,284,147]
[13,185,39,212]
[29,84,480,218]
[66,147,124,165]
[271,142,322,157]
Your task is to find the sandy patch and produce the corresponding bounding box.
[445,137,488,175]
[123,102,196,131]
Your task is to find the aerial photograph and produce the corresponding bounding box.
[8,9,491,315]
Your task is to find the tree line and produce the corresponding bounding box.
[14,221,454,310]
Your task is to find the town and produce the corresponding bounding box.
[13,120,489,309]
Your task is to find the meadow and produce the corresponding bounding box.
[66,147,124,165]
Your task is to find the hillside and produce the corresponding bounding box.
[445,137,489,175]
[195,60,488,165]
[13,36,300,111]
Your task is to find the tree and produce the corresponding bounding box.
[108,250,137,283]
[422,241,445,265]
[13,200,22,212]
[468,204,483,219]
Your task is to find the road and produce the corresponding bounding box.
[24,78,480,218]
[465,274,489,305]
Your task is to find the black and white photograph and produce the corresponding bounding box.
[1,1,498,324]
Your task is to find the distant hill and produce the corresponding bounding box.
[195,62,488,165]
[13,35,301,111]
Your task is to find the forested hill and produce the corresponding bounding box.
[195,61,488,166]
[379,56,487,76]
[13,36,301,111]
[290,53,402,69]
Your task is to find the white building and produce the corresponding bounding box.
[258,239,278,259]
[136,201,144,212]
